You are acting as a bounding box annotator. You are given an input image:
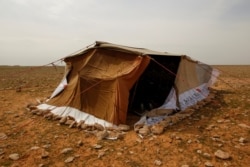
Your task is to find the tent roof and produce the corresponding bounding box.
[64,41,184,59]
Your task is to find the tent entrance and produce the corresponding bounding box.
[128,55,181,117]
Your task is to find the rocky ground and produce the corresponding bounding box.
[0,65,249,167]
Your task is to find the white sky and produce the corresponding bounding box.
[0,0,250,65]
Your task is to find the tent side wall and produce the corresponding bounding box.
[47,49,97,108]
[174,56,215,110]
[47,48,150,125]
[175,56,212,93]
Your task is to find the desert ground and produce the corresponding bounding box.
[0,65,249,167]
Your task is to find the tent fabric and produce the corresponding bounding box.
[47,46,150,124]
[39,41,218,126]
[66,41,182,59]
[175,56,213,94]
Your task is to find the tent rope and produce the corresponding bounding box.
[150,58,177,77]
[196,63,249,91]
[149,57,209,100]
[80,80,103,94]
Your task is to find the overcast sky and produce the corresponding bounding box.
[0,0,249,65]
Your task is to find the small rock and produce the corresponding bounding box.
[217,144,223,147]
[117,152,122,156]
[98,151,105,158]
[0,133,7,140]
[61,148,73,154]
[151,124,164,135]
[80,124,89,130]
[65,156,74,163]
[117,124,130,131]
[0,149,4,155]
[178,149,183,153]
[238,123,250,129]
[239,137,247,143]
[76,120,84,128]
[205,161,214,167]
[203,153,211,158]
[197,150,202,154]
[69,121,76,128]
[187,139,192,144]
[42,144,51,149]
[94,123,105,131]
[74,154,80,158]
[217,119,224,123]
[93,144,102,149]
[41,151,49,159]
[59,116,67,124]
[96,130,108,140]
[181,165,189,167]
[206,124,215,131]
[77,140,83,147]
[138,125,150,136]
[9,153,20,160]
[175,136,182,140]
[30,146,40,150]
[154,159,162,166]
[214,150,231,160]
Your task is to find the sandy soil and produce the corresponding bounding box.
[0,65,249,167]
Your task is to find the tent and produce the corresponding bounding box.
[38,41,219,128]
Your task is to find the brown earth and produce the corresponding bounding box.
[0,65,249,167]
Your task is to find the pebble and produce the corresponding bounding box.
[59,116,67,124]
[117,152,122,156]
[151,124,165,135]
[214,150,231,160]
[204,161,214,167]
[197,150,202,154]
[203,153,211,158]
[138,125,150,136]
[154,159,162,166]
[117,124,130,131]
[187,139,192,144]
[77,140,83,147]
[65,156,74,163]
[206,124,215,131]
[96,130,109,140]
[93,144,102,149]
[61,148,73,154]
[9,153,20,160]
[94,123,105,131]
[0,149,4,155]
[0,133,7,140]
[239,137,247,143]
[41,151,49,159]
[42,144,51,149]
[217,119,225,123]
[30,146,40,150]
[98,151,105,158]
[76,120,84,128]
[238,123,250,129]
[181,165,189,167]
[69,121,77,128]
[65,119,74,125]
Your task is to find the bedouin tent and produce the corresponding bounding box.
[38,41,219,128]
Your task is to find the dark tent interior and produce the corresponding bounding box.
[128,55,181,116]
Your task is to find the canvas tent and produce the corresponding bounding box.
[38,41,219,128]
